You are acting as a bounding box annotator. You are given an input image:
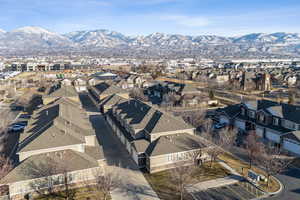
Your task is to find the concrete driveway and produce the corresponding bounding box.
[89,114,160,200]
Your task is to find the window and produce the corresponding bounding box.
[248,110,255,118]
[241,108,245,115]
[167,152,188,162]
[273,118,279,126]
[258,114,265,123]
[282,120,296,130]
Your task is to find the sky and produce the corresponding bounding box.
[0,0,300,36]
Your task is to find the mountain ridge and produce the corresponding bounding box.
[1,26,300,57]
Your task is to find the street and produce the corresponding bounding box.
[266,167,300,200]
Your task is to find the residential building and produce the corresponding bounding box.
[43,83,80,105]
[73,78,88,92]
[88,82,130,110]
[0,98,104,199]
[102,97,208,173]
[217,99,300,155]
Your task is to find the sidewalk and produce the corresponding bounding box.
[110,166,160,200]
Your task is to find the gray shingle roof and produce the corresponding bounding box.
[267,106,283,118]
[0,150,100,184]
[146,133,206,156]
[93,82,128,96]
[99,94,128,107]
[219,104,240,118]
[132,139,150,153]
[249,100,300,124]
[112,99,193,134]
[45,85,78,98]
[18,98,94,153]
[283,131,300,143]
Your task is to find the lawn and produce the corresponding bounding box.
[144,162,230,200]
[219,153,281,193]
[34,186,111,200]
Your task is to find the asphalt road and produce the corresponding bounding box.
[193,184,256,200]
[266,167,300,200]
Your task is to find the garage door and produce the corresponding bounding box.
[256,127,264,137]
[235,120,245,130]
[266,131,280,143]
[76,86,86,92]
[283,140,300,155]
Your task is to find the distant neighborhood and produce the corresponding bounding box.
[0,63,299,200]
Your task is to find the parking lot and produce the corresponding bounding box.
[191,183,260,200]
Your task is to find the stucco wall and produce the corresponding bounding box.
[148,150,209,173]
[85,135,96,146]
[8,167,102,199]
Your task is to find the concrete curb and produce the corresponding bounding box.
[257,175,284,199]
[220,152,284,199]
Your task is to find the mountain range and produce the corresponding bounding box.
[1,26,300,58]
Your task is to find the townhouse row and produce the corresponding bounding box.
[218,99,300,155]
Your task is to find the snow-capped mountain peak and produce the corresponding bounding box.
[11,26,56,35]
[0,29,6,34]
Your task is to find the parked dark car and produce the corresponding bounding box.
[10,104,24,111]
[213,122,227,129]
[8,124,25,132]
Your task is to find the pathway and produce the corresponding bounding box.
[186,160,244,192]
[90,114,160,200]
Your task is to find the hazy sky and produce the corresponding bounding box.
[0,0,300,36]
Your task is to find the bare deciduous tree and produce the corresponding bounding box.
[245,131,263,168]
[24,154,76,200]
[0,156,12,196]
[255,146,294,188]
[187,149,204,167]
[203,127,236,167]
[218,128,237,151]
[0,109,15,154]
[0,155,13,180]
[88,167,120,200]
[162,93,177,107]
[129,88,148,102]
[171,165,195,200]
[181,109,208,130]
